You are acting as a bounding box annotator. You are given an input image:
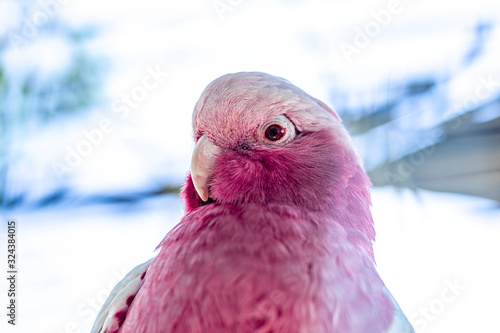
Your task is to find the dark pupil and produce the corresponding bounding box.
[265,124,285,141]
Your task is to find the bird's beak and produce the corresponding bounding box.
[190,135,221,202]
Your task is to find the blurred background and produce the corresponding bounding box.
[0,0,499,332]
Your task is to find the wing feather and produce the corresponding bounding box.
[91,259,153,333]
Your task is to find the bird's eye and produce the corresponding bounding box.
[265,124,286,141]
[260,115,296,145]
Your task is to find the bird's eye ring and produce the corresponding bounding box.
[259,115,296,145]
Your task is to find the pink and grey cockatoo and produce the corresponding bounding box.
[92,72,414,333]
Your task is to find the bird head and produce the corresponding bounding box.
[181,72,374,244]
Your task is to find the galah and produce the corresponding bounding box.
[92,72,414,333]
